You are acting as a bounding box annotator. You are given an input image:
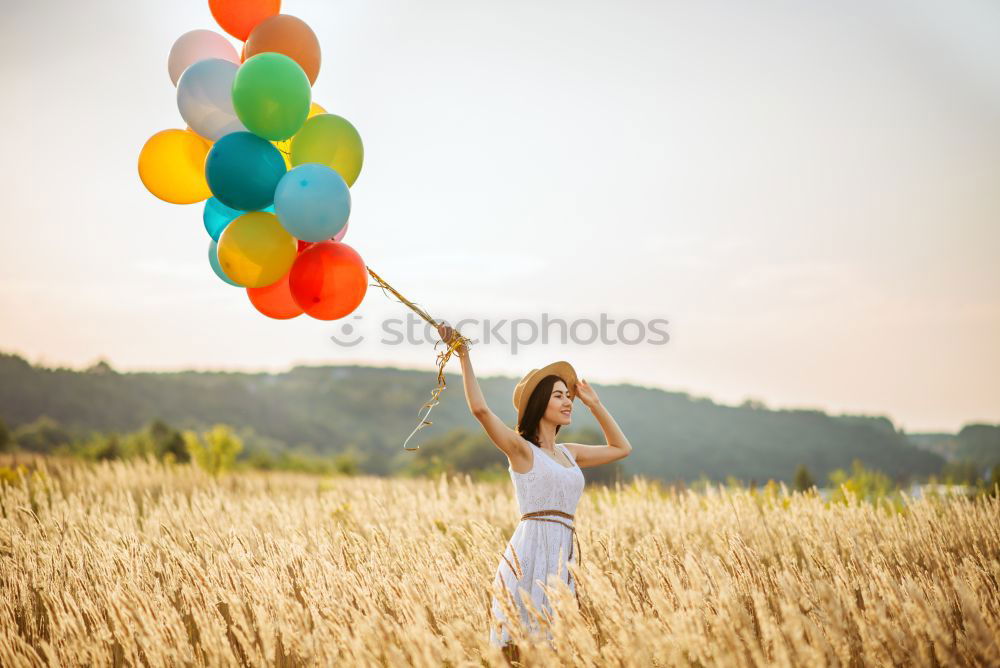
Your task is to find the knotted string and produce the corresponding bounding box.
[366,266,474,450]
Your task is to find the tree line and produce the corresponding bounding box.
[2,351,998,485]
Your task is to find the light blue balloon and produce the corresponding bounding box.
[208,239,241,286]
[203,197,273,241]
[274,163,351,242]
[177,58,246,141]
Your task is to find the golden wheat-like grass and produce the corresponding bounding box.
[0,456,997,667]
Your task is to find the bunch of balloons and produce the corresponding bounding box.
[138,0,368,320]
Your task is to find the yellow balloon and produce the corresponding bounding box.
[273,139,293,169]
[217,212,297,288]
[290,113,363,186]
[271,103,325,168]
[308,102,326,118]
[138,129,212,204]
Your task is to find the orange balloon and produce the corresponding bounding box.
[209,0,281,41]
[244,15,321,85]
[247,270,303,319]
[289,241,367,320]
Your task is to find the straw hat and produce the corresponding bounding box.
[512,360,578,424]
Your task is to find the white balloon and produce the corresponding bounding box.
[177,59,247,142]
[168,29,239,86]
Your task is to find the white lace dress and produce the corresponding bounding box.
[488,442,585,648]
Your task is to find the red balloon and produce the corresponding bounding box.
[209,0,281,41]
[289,241,368,320]
[297,239,313,253]
[247,270,303,320]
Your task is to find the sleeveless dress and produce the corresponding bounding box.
[488,442,585,648]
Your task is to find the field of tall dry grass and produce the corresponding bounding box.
[1,455,998,667]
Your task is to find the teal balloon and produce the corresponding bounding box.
[274,164,351,242]
[209,239,241,286]
[232,53,311,141]
[203,197,273,241]
[203,198,240,241]
[205,131,286,211]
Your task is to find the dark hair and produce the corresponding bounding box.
[517,374,570,447]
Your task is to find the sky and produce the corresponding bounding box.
[1,0,998,433]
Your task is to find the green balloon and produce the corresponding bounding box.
[291,114,365,187]
[232,53,311,141]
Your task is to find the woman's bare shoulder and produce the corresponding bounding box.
[507,436,536,473]
[560,442,579,462]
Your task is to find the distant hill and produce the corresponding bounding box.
[905,432,958,460]
[910,425,1000,470]
[0,351,948,483]
[949,424,1000,468]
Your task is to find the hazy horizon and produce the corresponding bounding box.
[2,0,998,434]
[0,346,982,437]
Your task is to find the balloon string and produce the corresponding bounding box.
[366,266,474,451]
[274,140,291,157]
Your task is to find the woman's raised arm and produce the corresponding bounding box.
[437,323,526,461]
[564,378,633,468]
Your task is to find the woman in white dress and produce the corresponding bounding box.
[436,324,633,660]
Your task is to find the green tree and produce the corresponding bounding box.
[988,464,1000,498]
[332,451,360,476]
[0,417,10,453]
[73,432,122,461]
[12,416,71,453]
[93,434,123,461]
[793,464,816,492]
[402,428,501,477]
[148,419,189,463]
[941,458,981,485]
[828,459,896,505]
[184,424,243,476]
